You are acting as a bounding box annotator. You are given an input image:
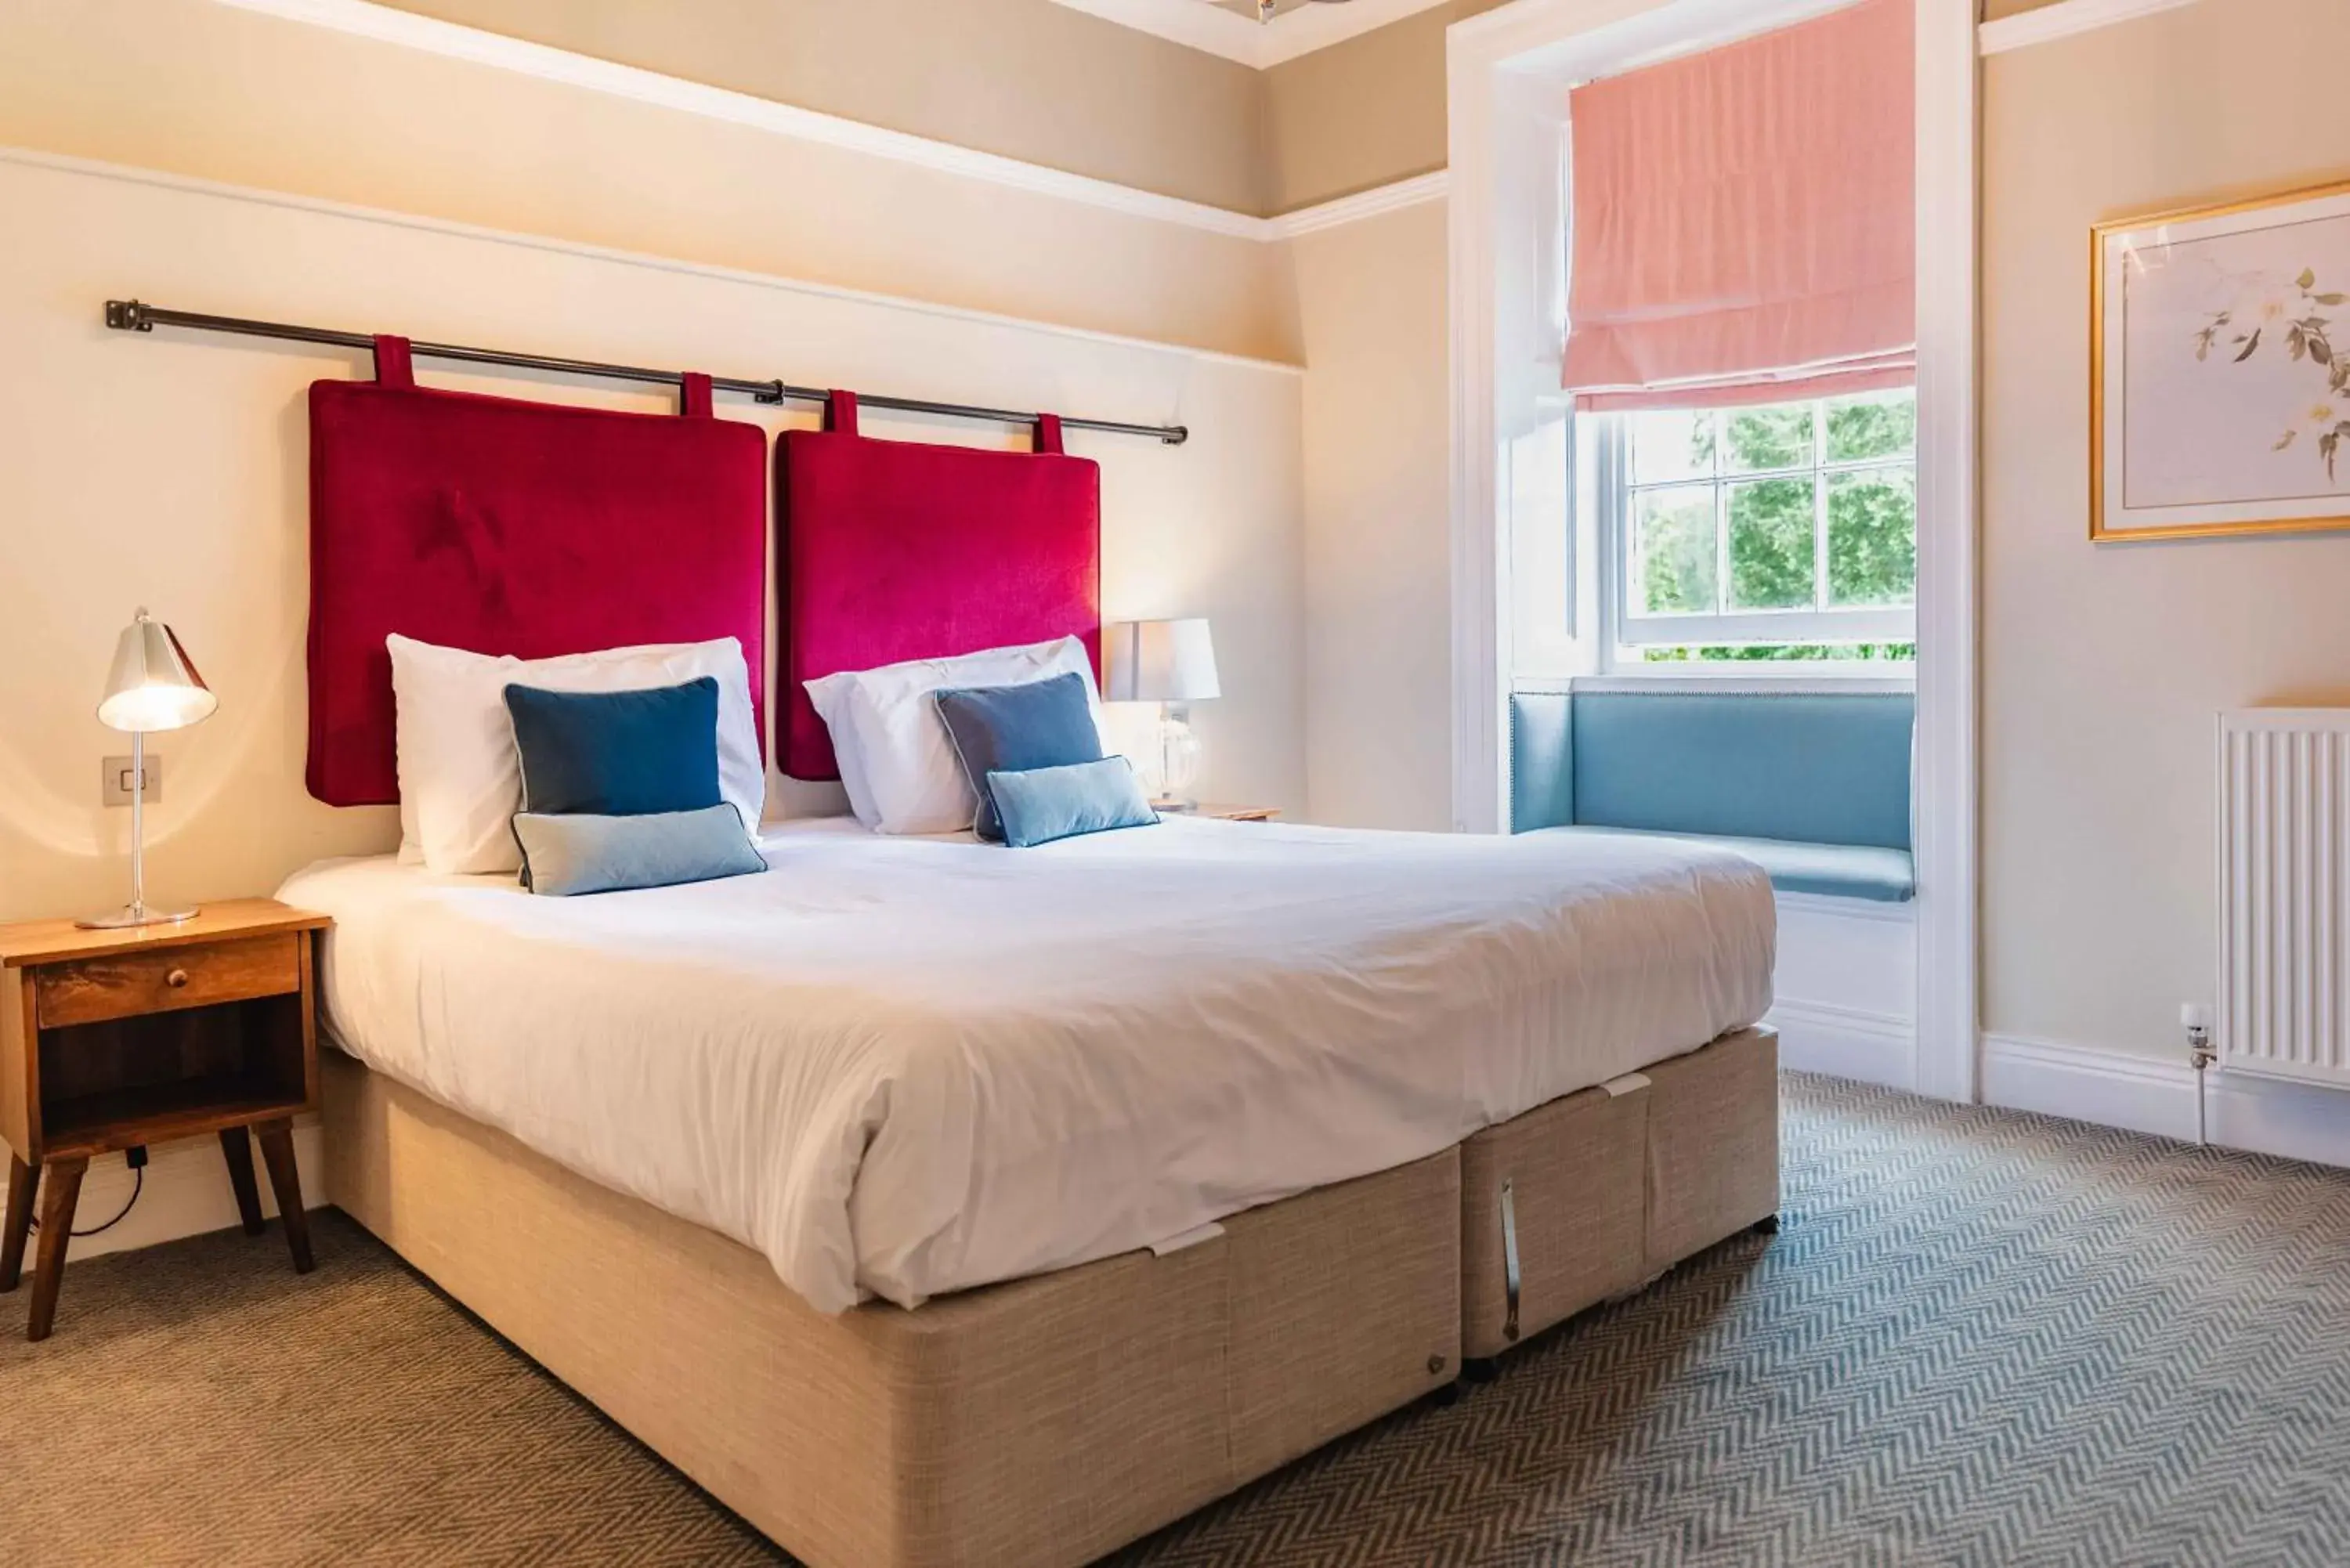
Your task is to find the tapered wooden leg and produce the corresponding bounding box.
[1,1155,36,1292]
[253,1120,312,1274]
[219,1127,266,1237]
[27,1156,86,1342]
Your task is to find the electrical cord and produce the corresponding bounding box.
[27,1162,146,1238]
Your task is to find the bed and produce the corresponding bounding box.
[285,815,1771,1311]
[291,357,1782,1567]
[289,816,1777,1566]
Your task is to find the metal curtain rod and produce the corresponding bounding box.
[102,301,1189,445]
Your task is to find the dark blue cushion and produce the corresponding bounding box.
[988,757,1158,848]
[933,672,1104,841]
[512,805,768,896]
[504,677,725,818]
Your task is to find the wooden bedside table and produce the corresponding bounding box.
[1166,804,1279,822]
[0,899,330,1341]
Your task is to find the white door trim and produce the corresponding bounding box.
[1911,0,1981,1102]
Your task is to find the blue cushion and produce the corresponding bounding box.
[1555,825,1915,902]
[505,677,725,818]
[934,672,1104,841]
[1565,691,1914,851]
[988,756,1158,848]
[512,804,766,896]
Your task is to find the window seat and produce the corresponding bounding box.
[1538,825,1914,903]
[1509,688,1914,905]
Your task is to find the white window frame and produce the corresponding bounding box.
[1448,0,1978,1103]
[1601,395,1919,656]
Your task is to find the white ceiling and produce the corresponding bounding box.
[1045,0,1455,68]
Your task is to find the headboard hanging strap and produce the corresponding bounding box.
[1034,414,1065,455]
[371,335,415,387]
[826,390,859,435]
[679,372,714,418]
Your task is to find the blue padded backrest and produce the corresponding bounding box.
[1509,692,1574,832]
[1566,691,1914,850]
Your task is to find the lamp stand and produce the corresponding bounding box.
[1150,702,1202,814]
[78,730,198,929]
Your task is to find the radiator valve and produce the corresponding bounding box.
[2182,1003,2214,1071]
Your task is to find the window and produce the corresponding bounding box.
[1601,389,1917,664]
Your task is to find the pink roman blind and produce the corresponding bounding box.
[1560,0,1914,411]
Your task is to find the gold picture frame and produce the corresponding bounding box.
[2091,176,2350,542]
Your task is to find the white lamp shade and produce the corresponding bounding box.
[1105,618,1219,703]
[96,609,217,733]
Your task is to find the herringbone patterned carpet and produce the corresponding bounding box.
[7,1075,2350,1566]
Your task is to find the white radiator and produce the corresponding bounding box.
[2219,710,2350,1086]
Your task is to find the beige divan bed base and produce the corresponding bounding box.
[322,1026,1778,1568]
[1459,1024,1780,1360]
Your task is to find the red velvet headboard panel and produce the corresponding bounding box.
[307,345,767,805]
[776,396,1101,780]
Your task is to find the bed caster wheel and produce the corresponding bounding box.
[1430,1381,1463,1408]
[1460,1357,1501,1383]
[1752,1214,1781,1236]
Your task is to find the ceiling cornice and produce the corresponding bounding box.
[1045,0,1458,69]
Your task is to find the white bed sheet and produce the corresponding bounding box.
[279,815,1773,1314]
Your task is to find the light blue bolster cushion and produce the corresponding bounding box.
[987,757,1159,848]
[512,804,766,896]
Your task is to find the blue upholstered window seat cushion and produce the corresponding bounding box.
[1541,825,1914,902]
[1509,689,1917,903]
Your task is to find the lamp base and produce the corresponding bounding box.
[75,901,199,930]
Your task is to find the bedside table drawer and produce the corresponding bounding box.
[34,934,302,1028]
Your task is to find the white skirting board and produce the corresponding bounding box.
[1982,1035,2350,1169]
[1769,999,1918,1090]
[39,1119,327,1267]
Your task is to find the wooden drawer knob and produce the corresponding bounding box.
[166,967,190,989]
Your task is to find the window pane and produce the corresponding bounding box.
[1825,392,1918,463]
[1827,468,1917,606]
[1633,486,1717,615]
[1640,643,1917,663]
[1628,410,1715,485]
[1723,403,1814,472]
[1726,478,1817,609]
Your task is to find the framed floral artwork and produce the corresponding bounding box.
[2092,179,2350,540]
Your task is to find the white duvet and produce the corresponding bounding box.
[279,816,1773,1314]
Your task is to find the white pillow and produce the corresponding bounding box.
[804,636,1101,836]
[389,634,766,875]
[805,688,882,829]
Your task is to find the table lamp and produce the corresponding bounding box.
[1105,618,1219,811]
[79,609,217,929]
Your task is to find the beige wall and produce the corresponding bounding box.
[1982,0,2350,1059]
[383,0,1274,215]
[36,0,2334,1087]
[0,0,1300,363]
[396,0,1481,219]
[1292,204,1455,830]
[0,55,1307,925]
[1263,0,1503,211]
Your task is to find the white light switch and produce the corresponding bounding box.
[101,753,161,807]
